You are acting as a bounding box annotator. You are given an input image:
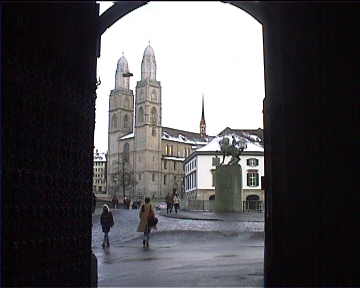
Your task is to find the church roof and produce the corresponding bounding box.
[162,127,213,145]
[116,54,129,72]
[143,44,155,57]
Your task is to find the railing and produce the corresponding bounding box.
[242,200,264,213]
[182,199,264,213]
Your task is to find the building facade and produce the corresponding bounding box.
[184,129,264,209]
[107,44,209,200]
[93,149,107,194]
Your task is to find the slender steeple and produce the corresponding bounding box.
[200,94,206,138]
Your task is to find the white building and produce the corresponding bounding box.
[93,149,107,194]
[184,129,264,210]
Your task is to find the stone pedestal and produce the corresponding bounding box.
[215,165,242,212]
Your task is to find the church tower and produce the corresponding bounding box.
[107,53,134,195]
[134,43,162,199]
[200,94,207,138]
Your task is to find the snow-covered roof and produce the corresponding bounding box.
[196,134,264,153]
[119,132,134,140]
[163,156,185,162]
[162,127,211,145]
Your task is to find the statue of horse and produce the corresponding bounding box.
[218,136,246,166]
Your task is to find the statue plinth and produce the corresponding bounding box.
[215,164,242,212]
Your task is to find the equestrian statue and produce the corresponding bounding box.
[219,136,247,166]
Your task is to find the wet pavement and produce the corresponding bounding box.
[92,208,264,287]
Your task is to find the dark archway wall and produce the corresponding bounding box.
[3,3,98,286]
[2,2,359,287]
[259,3,359,286]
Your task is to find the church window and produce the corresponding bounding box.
[164,160,167,169]
[112,114,118,129]
[138,107,144,123]
[169,145,172,156]
[123,143,129,163]
[184,148,186,157]
[139,173,142,181]
[174,161,176,170]
[124,97,130,109]
[152,173,155,182]
[151,89,157,102]
[150,107,157,125]
[164,175,167,185]
[152,127,156,136]
[138,89,144,101]
[166,145,169,155]
[123,114,129,129]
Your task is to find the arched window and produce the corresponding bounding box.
[151,89,157,102]
[123,142,129,163]
[112,114,118,129]
[124,97,130,109]
[138,107,144,123]
[123,114,129,128]
[150,107,157,125]
[138,89,144,101]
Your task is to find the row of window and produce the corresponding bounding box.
[185,172,196,191]
[94,168,104,173]
[185,158,197,173]
[163,160,178,170]
[137,89,157,102]
[93,174,105,178]
[94,179,105,184]
[94,162,105,166]
[137,106,157,124]
[111,113,131,129]
[164,145,191,157]
[211,171,260,187]
[137,172,177,185]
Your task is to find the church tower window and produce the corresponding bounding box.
[123,143,129,163]
[138,107,144,123]
[150,107,157,124]
[151,89,157,102]
[124,97,130,108]
[112,114,118,129]
[123,114,129,129]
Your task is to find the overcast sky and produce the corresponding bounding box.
[95,1,265,153]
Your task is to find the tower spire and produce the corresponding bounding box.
[200,94,206,138]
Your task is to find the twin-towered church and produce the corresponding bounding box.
[107,44,209,200]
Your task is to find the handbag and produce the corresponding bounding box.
[147,206,158,227]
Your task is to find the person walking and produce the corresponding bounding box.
[137,197,156,248]
[100,204,114,248]
[173,193,180,214]
[165,193,173,214]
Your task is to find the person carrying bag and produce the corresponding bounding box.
[137,197,157,248]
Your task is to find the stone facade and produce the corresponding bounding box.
[93,150,107,194]
[107,45,208,200]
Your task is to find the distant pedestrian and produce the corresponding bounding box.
[112,195,119,209]
[173,193,180,214]
[137,197,157,248]
[165,193,173,214]
[100,204,114,248]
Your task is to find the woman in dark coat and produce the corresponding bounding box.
[100,204,114,248]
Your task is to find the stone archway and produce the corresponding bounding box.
[4,2,359,287]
